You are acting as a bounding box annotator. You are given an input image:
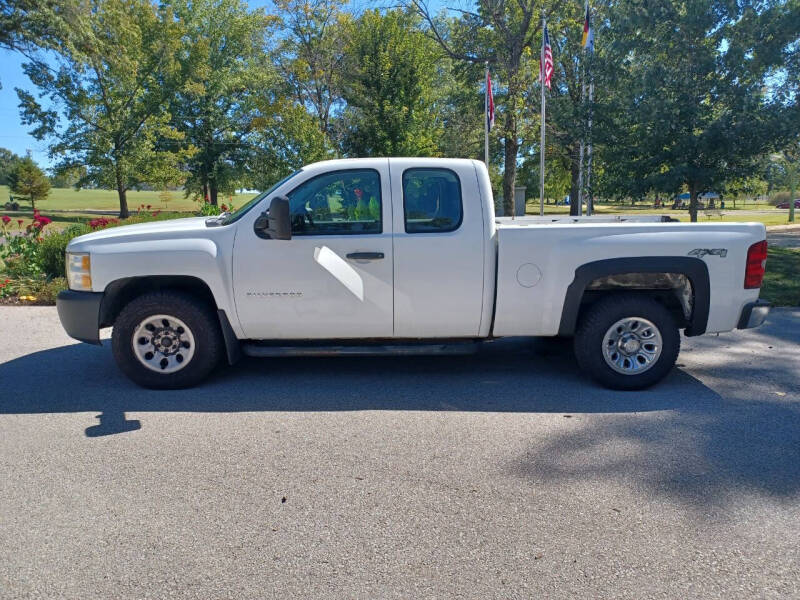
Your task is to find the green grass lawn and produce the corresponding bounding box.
[523,201,796,226]
[1,185,257,214]
[761,247,800,307]
[2,184,796,227]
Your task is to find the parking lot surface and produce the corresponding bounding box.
[0,307,798,599]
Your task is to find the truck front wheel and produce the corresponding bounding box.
[111,291,223,389]
[573,294,680,390]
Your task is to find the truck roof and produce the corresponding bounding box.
[301,157,482,175]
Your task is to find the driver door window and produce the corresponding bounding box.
[287,169,382,235]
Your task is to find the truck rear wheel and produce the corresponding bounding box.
[111,291,223,389]
[573,294,680,390]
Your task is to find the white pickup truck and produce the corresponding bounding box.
[57,158,770,390]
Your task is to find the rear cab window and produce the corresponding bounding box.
[402,168,463,233]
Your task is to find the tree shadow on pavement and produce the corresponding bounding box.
[2,330,798,505]
[2,336,707,417]
[509,314,800,508]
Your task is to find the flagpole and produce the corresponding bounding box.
[484,64,489,169]
[585,6,594,216]
[586,78,594,216]
[539,15,546,217]
[578,82,585,216]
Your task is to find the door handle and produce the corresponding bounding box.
[346,252,385,260]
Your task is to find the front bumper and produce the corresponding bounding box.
[56,290,103,345]
[737,299,771,330]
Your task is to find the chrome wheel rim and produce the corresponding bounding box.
[132,314,195,374]
[602,316,662,375]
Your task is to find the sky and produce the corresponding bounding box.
[0,0,461,170]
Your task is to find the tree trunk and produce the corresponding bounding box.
[502,122,518,217]
[501,73,522,217]
[569,142,581,216]
[689,183,698,223]
[202,181,209,204]
[30,194,36,213]
[209,179,218,206]
[116,170,129,219]
[118,187,129,219]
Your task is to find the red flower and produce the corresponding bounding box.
[17,219,23,227]
[220,203,228,211]
[354,188,363,199]
[146,204,152,210]
[152,211,159,217]
[34,216,52,227]
[1,215,10,224]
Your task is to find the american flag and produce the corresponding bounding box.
[540,24,553,90]
[486,69,495,131]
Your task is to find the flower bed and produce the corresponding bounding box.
[1,208,186,305]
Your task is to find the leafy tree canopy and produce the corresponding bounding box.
[16,0,191,218]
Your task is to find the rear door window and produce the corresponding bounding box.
[402,168,463,233]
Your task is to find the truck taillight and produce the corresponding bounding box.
[744,240,767,289]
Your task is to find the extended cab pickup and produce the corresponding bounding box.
[57,158,771,389]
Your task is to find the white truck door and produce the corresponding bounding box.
[232,164,394,339]
[389,159,486,337]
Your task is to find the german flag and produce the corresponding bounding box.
[581,3,593,50]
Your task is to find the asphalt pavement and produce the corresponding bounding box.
[767,228,800,248]
[0,307,798,599]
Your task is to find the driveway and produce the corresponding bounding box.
[768,228,800,249]
[0,307,798,598]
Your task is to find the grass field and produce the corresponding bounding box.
[761,247,800,307]
[523,200,796,226]
[1,185,257,214]
[2,184,797,228]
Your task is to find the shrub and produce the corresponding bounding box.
[37,224,93,278]
[0,211,53,278]
[770,191,792,206]
[199,202,222,216]
[2,211,188,304]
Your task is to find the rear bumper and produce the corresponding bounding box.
[56,290,103,345]
[737,299,771,330]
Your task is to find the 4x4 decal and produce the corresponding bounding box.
[689,248,728,258]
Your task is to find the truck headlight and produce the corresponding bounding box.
[66,252,92,291]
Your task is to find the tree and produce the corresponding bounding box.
[594,0,800,221]
[0,148,23,186]
[339,9,442,157]
[272,0,347,144]
[247,97,331,190]
[49,164,86,188]
[537,2,598,215]
[0,0,77,56]
[16,0,188,218]
[168,0,274,205]
[9,154,50,211]
[771,139,799,223]
[409,0,565,214]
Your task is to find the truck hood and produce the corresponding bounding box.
[67,217,211,251]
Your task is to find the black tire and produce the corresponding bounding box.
[573,294,680,390]
[111,291,223,389]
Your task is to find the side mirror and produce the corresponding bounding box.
[255,196,292,240]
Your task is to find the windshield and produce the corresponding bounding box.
[220,169,303,225]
